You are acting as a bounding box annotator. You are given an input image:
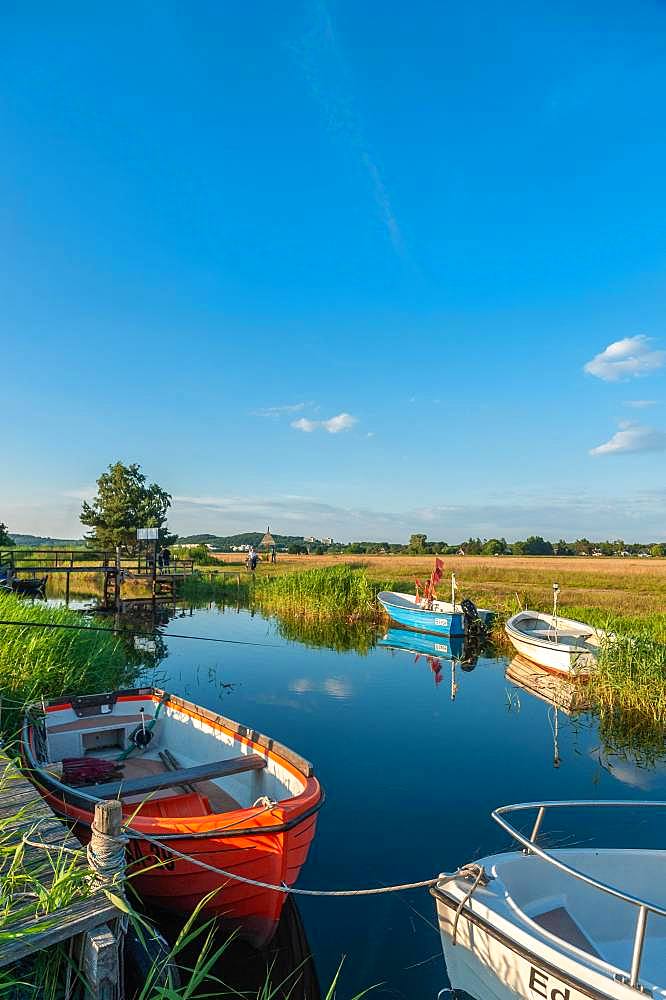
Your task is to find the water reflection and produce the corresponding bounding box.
[40,591,666,998]
[378,627,484,697]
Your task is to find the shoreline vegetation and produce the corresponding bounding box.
[185,556,666,735]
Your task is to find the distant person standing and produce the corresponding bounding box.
[162,547,171,572]
[157,550,164,573]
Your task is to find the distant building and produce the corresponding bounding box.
[304,536,317,543]
[321,537,333,545]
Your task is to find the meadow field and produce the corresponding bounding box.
[210,552,666,619]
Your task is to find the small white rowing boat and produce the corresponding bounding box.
[505,584,606,675]
[505,610,604,674]
[432,800,666,1000]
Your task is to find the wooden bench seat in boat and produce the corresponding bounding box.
[528,629,593,643]
[79,754,267,798]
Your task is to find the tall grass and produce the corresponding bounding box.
[0,592,138,736]
[254,565,395,622]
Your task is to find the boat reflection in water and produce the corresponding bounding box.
[378,627,481,699]
[505,654,591,716]
[150,895,321,1000]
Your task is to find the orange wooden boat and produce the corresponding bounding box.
[21,687,323,947]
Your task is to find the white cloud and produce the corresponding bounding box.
[291,412,357,434]
[322,412,357,433]
[584,335,666,382]
[291,417,318,432]
[8,486,666,544]
[590,422,666,456]
[251,402,309,418]
[625,399,658,409]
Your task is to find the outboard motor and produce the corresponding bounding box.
[461,598,482,637]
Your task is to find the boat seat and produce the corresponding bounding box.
[529,629,593,642]
[532,906,603,959]
[124,791,213,819]
[78,754,267,798]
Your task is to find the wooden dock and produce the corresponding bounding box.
[0,752,122,995]
[0,548,195,607]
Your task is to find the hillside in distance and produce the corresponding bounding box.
[9,534,83,547]
[177,532,308,548]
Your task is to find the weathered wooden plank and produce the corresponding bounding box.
[0,752,122,967]
[0,898,118,967]
[79,753,267,799]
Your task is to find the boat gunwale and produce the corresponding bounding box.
[504,613,603,655]
[21,687,324,837]
[377,591,491,616]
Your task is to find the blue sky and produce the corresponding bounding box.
[3,1,666,542]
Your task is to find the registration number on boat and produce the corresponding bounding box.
[434,618,450,626]
[529,965,578,999]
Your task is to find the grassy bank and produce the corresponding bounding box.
[0,592,138,736]
[182,563,395,623]
[254,564,395,622]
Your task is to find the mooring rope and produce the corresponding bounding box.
[86,821,129,891]
[21,821,486,903]
[449,863,488,945]
[0,619,282,649]
[128,828,439,897]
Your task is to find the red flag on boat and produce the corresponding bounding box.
[431,558,444,587]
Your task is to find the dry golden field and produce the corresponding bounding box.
[211,552,666,616]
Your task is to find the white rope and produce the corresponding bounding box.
[130,828,439,896]
[86,822,129,890]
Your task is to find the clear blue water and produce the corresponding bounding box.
[115,600,666,999]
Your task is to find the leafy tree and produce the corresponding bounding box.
[80,462,174,553]
[651,543,666,558]
[513,536,553,556]
[573,538,593,556]
[0,523,14,547]
[409,533,428,553]
[524,536,554,555]
[481,538,507,556]
[555,539,573,556]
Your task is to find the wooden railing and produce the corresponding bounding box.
[0,550,194,576]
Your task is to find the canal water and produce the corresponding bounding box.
[58,597,666,998]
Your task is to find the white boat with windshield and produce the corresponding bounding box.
[505,584,606,675]
[432,800,666,1000]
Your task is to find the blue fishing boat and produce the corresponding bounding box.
[377,590,492,637]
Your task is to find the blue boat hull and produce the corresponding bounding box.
[377,598,465,636]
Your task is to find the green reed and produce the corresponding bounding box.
[0,592,138,736]
[254,565,395,622]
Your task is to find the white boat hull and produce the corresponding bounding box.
[505,631,595,675]
[436,890,613,1000]
[433,849,666,1000]
[504,611,603,676]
